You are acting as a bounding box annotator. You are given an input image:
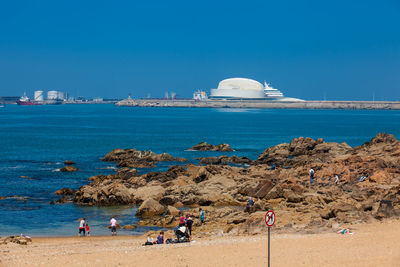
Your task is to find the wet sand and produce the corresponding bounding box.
[1,220,399,266]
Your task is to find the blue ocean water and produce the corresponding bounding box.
[0,104,399,236]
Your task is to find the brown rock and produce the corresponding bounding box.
[55,188,76,195]
[136,198,165,218]
[166,205,180,216]
[64,160,76,165]
[60,166,79,172]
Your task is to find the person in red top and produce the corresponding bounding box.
[85,224,90,236]
[179,216,185,226]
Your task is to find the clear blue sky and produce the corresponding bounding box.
[0,0,399,100]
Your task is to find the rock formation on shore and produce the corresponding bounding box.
[102,148,186,168]
[189,142,234,152]
[66,133,400,235]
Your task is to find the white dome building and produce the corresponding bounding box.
[210,78,266,99]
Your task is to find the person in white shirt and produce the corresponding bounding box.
[110,217,117,236]
[334,175,340,185]
[309,168,315,184]
[78,218,86,237]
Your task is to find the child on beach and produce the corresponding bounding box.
[86,224,90,236]
[199,208,205,224]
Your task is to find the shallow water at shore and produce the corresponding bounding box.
[1,104,400,236]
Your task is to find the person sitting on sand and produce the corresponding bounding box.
[85,224,90,236]
[199,208,205,224]
[110,217,117,236]
[337,228,354,235]
[156,231,165,244]
[78,218,86,237]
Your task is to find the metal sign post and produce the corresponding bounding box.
[265,210,275,267]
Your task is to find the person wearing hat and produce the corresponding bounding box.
[186,214,193,239]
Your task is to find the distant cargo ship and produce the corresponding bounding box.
[16,93,42,105]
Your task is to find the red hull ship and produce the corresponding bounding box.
[17,93,42,106]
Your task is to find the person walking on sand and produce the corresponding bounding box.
[309,168,315,184]
[199,208,205,224]
[78,218,86,237]
[110,217,117,236]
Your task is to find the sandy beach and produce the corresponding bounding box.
[1,220,399,267]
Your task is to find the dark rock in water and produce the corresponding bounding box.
[190,142,234,151]
[56,196,73,204]
[136,198,165,218]
[64,160,76,165]
[122,224,137,230]
[55,188,76,195]
[102,148,180,168]
[60,166,79,172]
[198,155,252,165]
[0,196,7,200]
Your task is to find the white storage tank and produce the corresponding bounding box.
[34,90,44,101]
[57,91,65,100]
[47,91,58,100]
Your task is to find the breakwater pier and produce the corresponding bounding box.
[116,99,400,110]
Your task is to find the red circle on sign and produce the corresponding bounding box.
[265,210,275,227]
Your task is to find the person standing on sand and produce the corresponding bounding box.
[309,168,315,184]
[86,224,90,236]
[199,208,205,224]
[186,215,193,238]
[110,217,117,236]
[78,218,86,237]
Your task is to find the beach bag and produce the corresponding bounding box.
[144,241,153,246]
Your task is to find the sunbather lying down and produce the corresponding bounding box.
[337,228,354,235]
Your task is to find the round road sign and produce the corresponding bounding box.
[265,210,275,227]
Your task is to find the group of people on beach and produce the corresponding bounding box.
[78,217,118,237]
[78,218,90,237]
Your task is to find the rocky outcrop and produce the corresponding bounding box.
[102,148,186,168]
[256,136,351,167]
[136,198,165,218]
[67,133,400,235]
[64,160,76,165]
[55,188,76,195]
[190,142,234,151]
[60,166,79,172]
